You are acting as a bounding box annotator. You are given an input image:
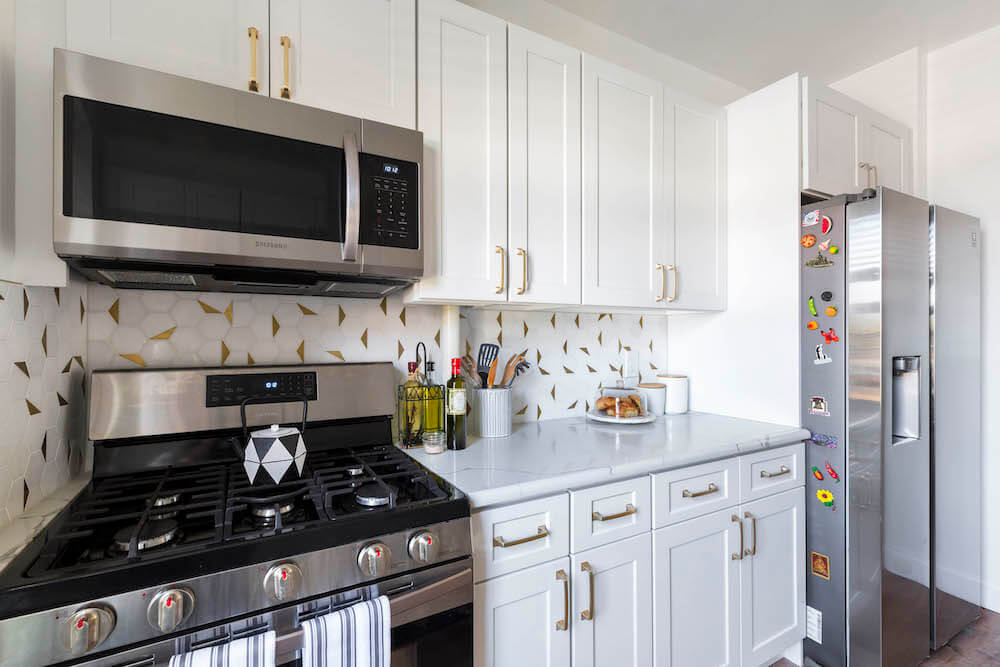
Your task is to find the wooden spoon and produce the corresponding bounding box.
[486,358,499,388]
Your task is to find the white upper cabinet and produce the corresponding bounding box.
[507,26,582,305]
[268,0,416,127]
[407,0,507,303]
[665,92,726,310]
[66,0,269,93]
[582,55,667,309]
[861,111,912,193]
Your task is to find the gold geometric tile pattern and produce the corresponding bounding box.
[151,326,176,340]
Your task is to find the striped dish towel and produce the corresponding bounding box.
[301,596,390,667]
[168,630,275,667]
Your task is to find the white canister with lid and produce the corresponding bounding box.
[637,382,666,415]
[657,375,689,414]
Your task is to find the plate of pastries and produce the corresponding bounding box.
[586,388,656,425]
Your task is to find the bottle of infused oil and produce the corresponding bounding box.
[446,357,467,450]
[422,359,443,434]
[401,361,423,445]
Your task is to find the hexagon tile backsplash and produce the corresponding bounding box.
[0,275,88,527]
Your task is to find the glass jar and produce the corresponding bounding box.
[422,431,446,455]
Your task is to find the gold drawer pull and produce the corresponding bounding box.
[667,264,678,302]
[759,465,791,479]
[731,514,743,560]
[247,27,260,92]
[592,503,637,522]
[555,569,569,631]
[279,35,292,99]
[580,561,594,621]
[493,525,548,548]
[744,511,757,556]
[516,248,527,295]
[655,263,665,302]
[682,482,718,498]
[495,246,506,294]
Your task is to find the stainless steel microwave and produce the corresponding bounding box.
[53,49,423,298]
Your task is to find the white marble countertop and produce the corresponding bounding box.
[403,413,810,508]
[0,477,90,574]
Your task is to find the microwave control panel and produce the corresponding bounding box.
[359,153,419,249]
[206,371,317,407]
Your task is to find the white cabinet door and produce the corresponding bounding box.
[571,533,653,667]
[653,508,741,667]
[666,91,726,310]
[408,0,507,303]
[801,78,864,197]
[507,26,581,305]
[268,0,415,127]
[739,488,806,666]
[66,1,268,93]
[861,111,912,193]
[474,557,571,667]
[581,55,666,309]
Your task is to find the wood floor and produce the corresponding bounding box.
[769,608,1000,666]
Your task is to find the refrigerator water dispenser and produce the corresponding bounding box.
[892,356,921,443]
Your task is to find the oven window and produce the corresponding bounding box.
[390,604,472,667]
[63,96,345,242]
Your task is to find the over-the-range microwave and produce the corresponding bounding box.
[53,49,422,298]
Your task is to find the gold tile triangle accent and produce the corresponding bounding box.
[80,297,85,323]
[550,386,556,399]
[120,353,147,367]
[221,341,230,365]
[515,405,528,416]
[397,340,405,360]
[609,363,618,372]
[224,301,234,324]
[523,321,528,336]
[568,400,578,409]
[624,345,631,351]
[598,313,607,321]
[609,314,614,321]
[518,348,529,358]
[338,305,346,326]
[198,299,221,314]
[379,297,387,315]
[563,366,574,374]
[248,353,255,365]
[54,287,60,305]
[151,326,176,340]
[57,393,68,407]
[649,340,654,352]
[537,350,542,363]
[108,298,119,324]
[575,314,580,328]
[23,289,29,318]
[62,359,72,373]
[550,314,556,328]
[537,406,542,420]
[496,312,502,327]
[580,346,590,355]
[497,331,503,346]
[539,367,549,376]
[328,350,345,361]
[15,361,29,377]
[73,355,84,369]
[399,308,407,326]
[298,303,317,316]
[272,316,280,336]
[360,329,368,348]
[562,340,567,354]
[639,316,644,329]
[435,330,441,347]
[618,340,622,354]
[586,400,591,412]
[296,340,305,362]
[25,399,40,416]
[598,331,603,345]
[587,364,597,373]
[649,362,658,370]
[41,326,47,356]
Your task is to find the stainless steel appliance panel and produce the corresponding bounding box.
[929,205,982,648]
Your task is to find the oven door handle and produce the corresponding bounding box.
[342,131,361,262]
[386,567,472,628]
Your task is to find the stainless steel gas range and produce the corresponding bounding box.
[0,363,472,666]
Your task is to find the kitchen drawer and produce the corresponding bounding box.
[570,476,651,552]
[739,443,805,502]
[652,457,740,528]
[471,493,569,582]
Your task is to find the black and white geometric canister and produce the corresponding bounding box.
[244,424,307,485]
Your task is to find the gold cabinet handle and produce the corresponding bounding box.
[655,263,665,302]
[731,514,743,560]
[492,525,548,548]
[555,569,569,631]
[744,511,757,557]
[667,264,678,303]
[515,248,527,295]
[871,164,878,186]
[279,36,291,99]
[247,27,260,92]
[682,482,718,498]
[580,561,594,621]
[495,246,506,294]
[760,465,790,479]
[592,503,637,522]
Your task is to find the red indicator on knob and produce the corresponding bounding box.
[77,619,85,629]
[375,548,381,556]
[165,597,172,607]
[281,570,288,580]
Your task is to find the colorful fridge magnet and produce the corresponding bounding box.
[818,239,831,252]
[816,489,836,510]
[808,433,838,448]
[814,344,832,365]
[824,461,840,483]
[825,306,838,317]
[820,328,839,343]
[804,251,834,269]
[821,216,833,235]
[821,291,834,302]
[801,234,817,248]
[811,551,831,580]
[808,296,818,316]
[807,320,819,330]
[803,210,832,229]
[809,396,830,416]
[828,245,840,254]
[812,466,824,481]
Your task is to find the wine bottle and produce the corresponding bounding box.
[446,357,467,450]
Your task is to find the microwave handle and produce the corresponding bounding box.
[343,131,360,262]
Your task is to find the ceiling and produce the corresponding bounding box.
[544,0,1000,89]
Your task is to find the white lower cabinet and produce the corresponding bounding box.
[474,557,572,667]
[571,533,653,667]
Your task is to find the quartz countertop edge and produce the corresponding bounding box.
[401,413,810,509]
[0,476,90,575]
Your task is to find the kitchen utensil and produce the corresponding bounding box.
[509,361,531,386]
[499,354,522,389]
[461,357,481,388]
[486,358,498,388]
[476,344,499,386]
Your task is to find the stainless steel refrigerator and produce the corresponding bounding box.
[799,187,981,666]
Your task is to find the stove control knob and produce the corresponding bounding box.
[407,531,439,563]
[146,587,195,634]
[61,604,116,656]
[357,542,392,577]
[264,562,303,602]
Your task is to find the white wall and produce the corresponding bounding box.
[829,47,927,198]
[0,0,13,277]
[457,0,747,106]
[666,74,801,426]
[926,23,1000,612]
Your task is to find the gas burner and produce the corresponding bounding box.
[355,483,393,508]
[250,500,296,519]
[346,465,365,477]
[149,492,181,507]
[147,492,182,519]
[112,519,179,552]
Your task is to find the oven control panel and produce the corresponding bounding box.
[359,153,418,249]
[205,372,317,407]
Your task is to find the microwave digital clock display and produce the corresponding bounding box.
[382,163,400,174]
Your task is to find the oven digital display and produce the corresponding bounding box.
[206,372,317,407]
